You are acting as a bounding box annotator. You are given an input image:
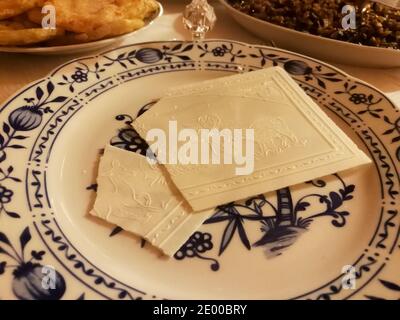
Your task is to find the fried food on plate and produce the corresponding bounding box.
[0,18,36,30]
[116,0,159,20]
[0,0,44,20]
[44,0,157,38]
[0,28,59,46]
[0,0,159,47]
[5,13,40,28]
[44,32,88,46]
[26,7,42,25]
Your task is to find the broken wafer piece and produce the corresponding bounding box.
[90,145,213,257]
[133,67,371,211]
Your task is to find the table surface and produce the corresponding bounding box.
[1,0,400,105]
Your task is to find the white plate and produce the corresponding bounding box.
[0,40,399,300]
[0,2,163,55]
[219,0,400,68]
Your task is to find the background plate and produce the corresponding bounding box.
[219,0,400,68]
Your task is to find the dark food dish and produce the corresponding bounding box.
[228,0,400,49]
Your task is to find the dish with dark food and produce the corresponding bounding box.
[228,0,399,49]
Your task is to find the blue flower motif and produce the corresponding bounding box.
[0,185,13,204]
[349,93,368,105]
[12,262,66,300]
[135,48,163,64]
[110,128,149,156]
[283,60,312,75]
[71,70,88,83]
[174,232,219,271]
[174,232,213,260]
[8,107,43,131]
[0,227,67,300]
[212,47,226,57]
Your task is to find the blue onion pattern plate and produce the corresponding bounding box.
[0,40,399,300]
